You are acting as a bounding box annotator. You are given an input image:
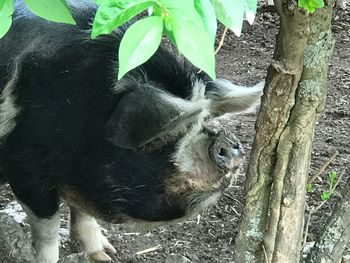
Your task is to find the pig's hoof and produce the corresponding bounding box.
[99,234,117,254]
[86,233,117,262]
[84,233,117,261]
[89,250,112,262]
[69,209,117,260]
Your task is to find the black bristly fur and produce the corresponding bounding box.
[0,0,214,221]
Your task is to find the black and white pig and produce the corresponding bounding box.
[0,1,263,262]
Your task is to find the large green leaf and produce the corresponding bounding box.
[163,0,216,79]
[92,0,156,39]
[244,0,257,25]
[194,0,217,43]
[0,0,14,39]
[0,0,6,12]
[118,16,163,79]
[212,0,245,36]
[95,0,104,5]
[23,0,76,24]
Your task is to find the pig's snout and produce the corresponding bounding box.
[210,131,243,173]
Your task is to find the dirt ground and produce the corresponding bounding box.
[0,2,349,263]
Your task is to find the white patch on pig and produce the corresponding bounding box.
[22,205,60,263]
[208,79,264,115]
[173,128,215,175]
[191,79,206,102]
[161,91,210,118]
[157,91,210,143]
[194,192,221,212]
[70,207,116,259]
[0,62,21,144]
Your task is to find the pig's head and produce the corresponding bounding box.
[102,78,263,223]
[167,126,243,195]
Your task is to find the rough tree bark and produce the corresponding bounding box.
[234,0,335,262]
[306,171,350,263]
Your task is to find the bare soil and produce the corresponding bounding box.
[0,3,349,263]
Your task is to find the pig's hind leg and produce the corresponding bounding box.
[69,206,117,262]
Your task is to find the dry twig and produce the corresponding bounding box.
[309,150,338,183]
[262,244,269,263]
[136,245,162,255]
[215,27,228,55]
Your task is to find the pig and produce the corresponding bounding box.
[0,0,263,262]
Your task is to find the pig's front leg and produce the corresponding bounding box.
[22,206,60,263]
[69,207,117,262]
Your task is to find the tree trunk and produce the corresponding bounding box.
[306,172,350,263]
[234,0,335,262]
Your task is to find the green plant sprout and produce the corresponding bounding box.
[298,0,325,14]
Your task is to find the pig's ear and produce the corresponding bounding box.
[207,79,264,117]
[106,86,206,149]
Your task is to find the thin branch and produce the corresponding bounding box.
[262,244,269,263]
[309,150,338,183]
[303,210,313,247]
[136,245,162,255]
[215,27,228,55]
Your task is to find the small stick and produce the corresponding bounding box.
[123,232,140,236]
[262,244,269,263]
[196,214,201,224]
[309,150,338,183]
[136,245,162,255]
[303,210,313,247]
[215,27,228,55]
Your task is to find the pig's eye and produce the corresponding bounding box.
[233,143,240,150]
[201,125,216,137]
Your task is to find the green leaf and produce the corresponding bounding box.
[212,0,245,36]
[310,0,324,7]
[92,0,156,39]
[309,7,316,13]
[328,171,337,185]
[163,0,216,79]
[298,0,324,13]
[299,0,307,7]
[23,0,76,24]
[321,191,330,201]
[306,183,315,193]
[118,16,163,79]
[0,0,6,12]
[0,0,14,39]
[194,0,217,43]
[95,0,104,5]
[164,27,177,45]
[244,0,257,25]
[172,21,216,79]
